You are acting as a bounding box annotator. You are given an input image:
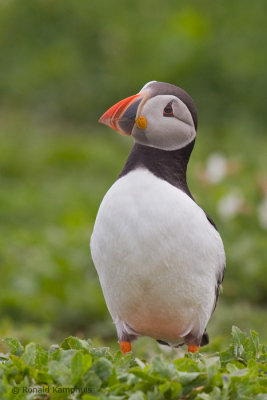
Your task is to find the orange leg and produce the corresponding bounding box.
[188,345,199,353]
[120,341,132,354]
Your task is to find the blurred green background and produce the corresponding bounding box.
[0,0,266,354]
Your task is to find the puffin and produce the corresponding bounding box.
[90,81,225,354]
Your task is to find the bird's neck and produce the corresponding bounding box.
[119,140,195,199]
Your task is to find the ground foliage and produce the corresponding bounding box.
[0,327,266,399]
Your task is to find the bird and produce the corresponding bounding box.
[90,81,225,354]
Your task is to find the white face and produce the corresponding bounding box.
[132,94,196,151]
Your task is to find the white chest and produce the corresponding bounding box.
[90,169,225,342]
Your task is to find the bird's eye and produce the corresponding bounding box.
[163,102,174,117]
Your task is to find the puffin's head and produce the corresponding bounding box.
[99,81,197,151]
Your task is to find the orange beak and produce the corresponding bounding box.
[98,92,145,136]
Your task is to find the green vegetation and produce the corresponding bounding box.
[0,0,266,387]
[0,327,266,399]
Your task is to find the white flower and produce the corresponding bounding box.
[258,196,267,230]
[205,153,227,184]
[217,191,244,220]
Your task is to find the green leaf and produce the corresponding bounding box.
[89,347,111,358]
[71,351,84,384]
[21,342,36,367]
[130,368,163,384]
[52,348,76,364]
[92,357,113,384]
[3,338,24,356]
[61,336,91,352]
[83,353,93,373]
[83,370,102,393]
[48,359,71,385]
[248,330,260,358]
[34,370,54,384]
[196,394,212,400]
[9,354,27,372]
[150,356,171,378]
[159,381,182,399]
[177,371,201,385]
[35,344,49,370]
[232,326,247,358]
[128,391,146,400]
[71,351,92,384]
[174,357,200,372]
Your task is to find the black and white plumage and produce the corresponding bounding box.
[90,81,225,353]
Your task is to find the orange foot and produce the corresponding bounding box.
[188,345,199,353]
[120,341,132,354]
